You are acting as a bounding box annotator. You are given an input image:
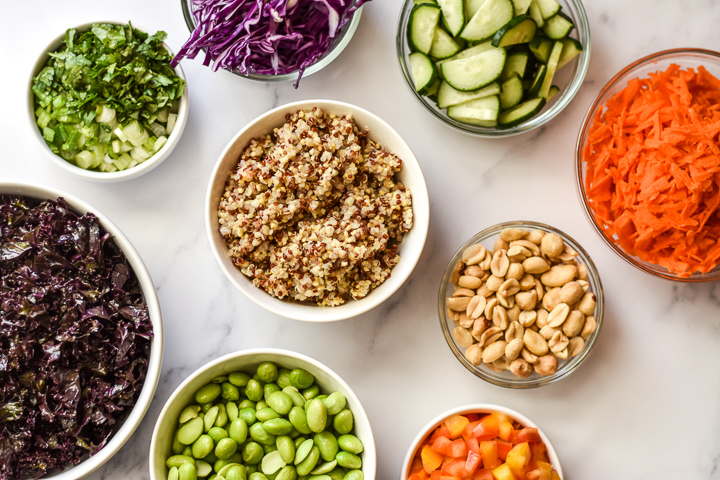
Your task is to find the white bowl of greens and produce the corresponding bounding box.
[28,21,189,182]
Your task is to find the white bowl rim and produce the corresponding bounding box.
[205,98,430,322]
[400,403,564,480]
[148,347,377,480]
[27,20,190,183]
[0,180,164,480]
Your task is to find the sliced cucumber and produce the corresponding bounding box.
[529,36,552,63]
[557,37,582,69]
[536,0,561,19]
[426,78,441,96]
[440,47,506,91]
[511,0,532,15]
[527,0,544,28]
[500,50,530,80]
[547,84,560,100]
[436,40,494,65]
[437,80,501,108]
[414,0,438,4]
[437,0,466,37]
[409,52,438,93]
[460,0,514,42]
[498,97,546,127]
[527,63,546,97]
[538,40,563,97]
[542,11,575,39]
[465,0,487,19]
[499,74,524,109]
[447,95,500,127]
[429,27,463,59]
[409,4,442,54]
[491,15,537,47]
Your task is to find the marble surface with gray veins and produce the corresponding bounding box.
[3,1,720,479]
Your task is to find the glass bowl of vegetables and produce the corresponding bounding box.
[28,21,189,182]
[402,404,563,480]
[149,348,376,480]
[0,180,163,480]
[178,0,365,86]
[576,48,720,282]
[396,0,590,136]
[438,221,603,388]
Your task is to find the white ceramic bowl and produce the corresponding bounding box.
[206,99,430,322]
[0,180,163,479]
[149,348,377,480]
[27,21,189,182]
[401,404,564,480]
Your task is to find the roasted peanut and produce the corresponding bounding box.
[505,338,524,361]
[522,256,550,274]
[540,233,564,257]
[535,308,549,328]
[580,316,597,340]
[451,260,464,285]
[568,337,585,357]
[465,344,483,366]
[506,262,525,280]
[542,287,562,312]
[491,250,510,277]
[493,237,509,254]
[527,229,545,245]
[446,305,460,322]
[458,275,483,289]
[485,275,504,292]
[453,327,474,348]
[547,303,570,327]
[507,304,521,323]
[507,245,532,262]
[480,327,503,347]
[505,321,524,342]
[563,310,585,338]
[500,228,528,242]
[539,325,560,340]
[534,354,558,376]
[458,313,474,329]
[484,297,498,319]
[496,291,514,309]
[559,281,584,305]
[465,265,486,277]
[447,296,471,311]
[519,273,536,290]
[509,358,533,378]
[515,290,538,310]
[492,305,509,330]
[523,329,548,356]
[521,348,539,364]
[471,318,489,340]
[467,295,487,320]
[499,278,521,297]
[548,331,569,353]
[578,292,597,316]
[462,244,486,265]
[540,264,578,287]
[482,341,507,363]
[452,287,475,297]
[519,310,537,328]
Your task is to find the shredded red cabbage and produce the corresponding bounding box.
[172,0,370,87]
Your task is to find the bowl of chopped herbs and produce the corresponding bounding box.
[28,21,188,182]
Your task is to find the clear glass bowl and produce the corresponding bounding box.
[438,221,604,388]
[180,0,362,83]
[575,48,720,282]
[396,0,590,137]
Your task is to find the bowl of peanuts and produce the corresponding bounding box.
[439,221,604,388]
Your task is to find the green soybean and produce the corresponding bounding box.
[256,407,281,422]
[178,417,205,445]
[282,387,306,408]
[178,463,198,480]
[310,460,337,475]
[275,465,297,480]
[294,439,314,465]
[208,426,229,443]
[226,465,247,480]
[217,463,242,477]
[327,468,345,480]
[215,438,239,460]
[256,362,279,383]
[342,471,363,480]
[288,406,311,434]
[245,380,264,402]
[296,446,320,476]
[294,436,308,448]
[180,405,202,424]
[301,385,320,401]
[227,402,239,422]
[276,369,292,389]
[216,404,229,428]
[256,400,269,411]
[168,466,179,480]
[289,370,314,390]
[313,432,338,462]
[196,384,222,404]
[305,399,327,433]
[239,400,256,409]
[183,446,193,457]
[205,406,220,432]
[337,435,363,455]
[167,455,196,468]
[222,382,241,402]
[276,436,296,464]
[173,431,185,455]
[248,473,269,480]
[201,403,213,414]
[267,392,294,415]
[263,383,281,401]
[332,410,353,435]
[213,376,229,384]
[229,372,252,387]
[196,460,213,477]
[192,434,214,459]
[215,453,243,473]
[239,407,257,426]
[242,442,264,465]
[228,418,249,444]
[334,452,361,470]
[205,451,219,464]
[308,475,331,480]
[321,393,346,416]
[263,444,278,454]
[250,422,276,445]
[262,418,293,436]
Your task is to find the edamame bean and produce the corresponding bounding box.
[172,431,185,455]
[262,418,293,436]
[294,439,314,465]
[205,406,220,432]
[227,401,239,421]
[256,400,269,411]
[263,444,278,454]
[242,442,264,465]
[215,438,239,460]
[256,362,279,383]
[342,470,363,480]
[301,385,320,401]
[178,417,204,445]
[335,452,361,470]
[264,383,281,402]
[226,465,247,480]
[245,380,264,402]
[192,434,214,459]
[229,418,249,444]
[229,372,251,387]
[180,405,202,424]
[305,399,327,433]
[288,406,311,434]
[296,446,320,476]
[216,404,229,428]
[282,387,306,408]
[256,407,281,422]
[332,410,353,435]
[310,460,337,475]
[239,407,257,426]
[289,370,314,390]
[222,382,241,402]
[196,384,222,404]
[178,463,198,480]
[275,465,297,480]
[205,452,219,464]
[214,453,242,473]
[313,432,338,462]
[250,422,276,445]
[182,446,193,457]
[168,466,179,480]
[337,435,363,454]
[308,475,331,480]
[201,403,213,414]
[196,460,213,477]
[248,473,269,480]
[213,376,229,384]
[239,400,256,409]
[327,468,345,480]
[322,393,346,416]
[167,455,196,468]
[267,392,293,415]
[276,435,296,464]
[208,426,229,443]
[276,369,292,389]
[218,463,242,477]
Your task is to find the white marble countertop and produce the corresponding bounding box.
[3,1,720,479]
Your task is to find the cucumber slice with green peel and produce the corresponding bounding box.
[500,51,530,80]
[499,74,524,109]
[491,15,537,47]
[414,0,438,4]
[529,36,552,62]
[536,0,561,19]
[437,0,466,36]
[409,52,438,93]
[464,0,487,20]
[542,11,575,39]
[557,37,582,69]
[429,27,463,59]
[498,97,546,127]
[527,0,544,27]
[447,95,500,127]
[409,4,442,54]
[426,78,441,96]
[527,63,546,97]
[460,0,514,41]
[547,84,560,100]
[440,47,507,91]
[436,40,494,65]
[512,0,532,15]
[437,80,501,108]
[538,40,563,98]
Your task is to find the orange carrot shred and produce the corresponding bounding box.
[582,63,720,277]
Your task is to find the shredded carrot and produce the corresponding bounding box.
[582,63,720,277]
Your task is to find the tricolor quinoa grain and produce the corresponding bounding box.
[218,107,414,306]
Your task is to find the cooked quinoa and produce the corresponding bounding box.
[218,107,414,306]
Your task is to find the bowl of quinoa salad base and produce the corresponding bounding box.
[0,180,163,480]
[206,99,430,322]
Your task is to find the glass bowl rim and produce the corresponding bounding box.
[574,47,720,282]
[395,0,591,137]
[438,220,604,388]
